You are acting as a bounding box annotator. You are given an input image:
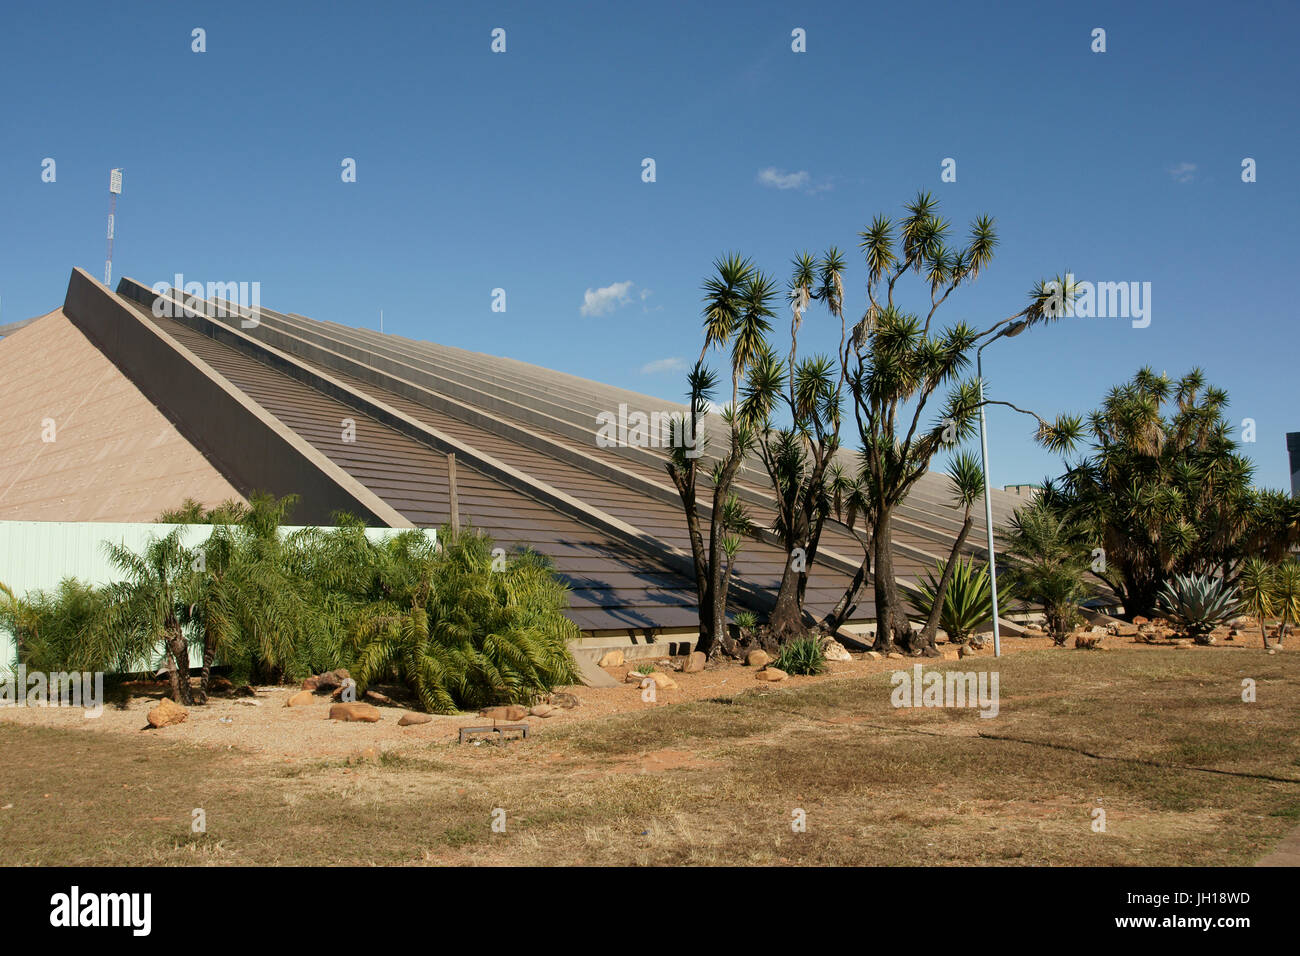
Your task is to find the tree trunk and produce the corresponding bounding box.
[768,558,805,642]
[871,508,911,653]
[199,630,215,704]
[915,513,975,654]
[168,624,194,705]
[822,552,869,634]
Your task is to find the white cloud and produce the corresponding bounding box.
[640,357,684,375]
[580,280,636,317]
[757,167,832,193]
[1168,162,1197,184]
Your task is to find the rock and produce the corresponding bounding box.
[398,712,433,726]
[209,676,234,694]
[233,698,261,707]
[682,651,706,673]
[313,672,342,692]
[528,705,554,718]
[285,690,315,707]
[480,705,528,721]
[958,644,975,658]
[625,671,650,684]
[301,676,320,692]
[745,650,770,668]
[756,667,788,682]
[365,690,393,706]
[1133,616,1150,626]
[647,671,677,690]
[329,702,382,722]
[821,640,852,662]
[866,651,882,659]
[547,692,580,709]
[234,685,257,697]
[147,698,188,728]
[598,650,625,668]
[886,651,905,660]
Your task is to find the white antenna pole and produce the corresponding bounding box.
[105,168,123,286]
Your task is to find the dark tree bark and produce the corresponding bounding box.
[913,511,976,654]
[871,508,912,654]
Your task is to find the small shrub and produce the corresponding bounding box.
[773,637,826,676]
[633,661,655,675]
[733,611,758,631]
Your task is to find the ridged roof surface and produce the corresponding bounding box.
[2,269,1030,633]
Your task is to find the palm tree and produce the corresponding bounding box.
[1001,498,1093,645]
[1270,560,1300,647]
[1236,557,1276,648]
[667,255,776,656]
[841,193,1079,653]
[752,248,849,641]
[912,450,987,652]
[352,527,578,711]
[100,529,196,703]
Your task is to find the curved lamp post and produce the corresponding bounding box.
[977,320,1026,658]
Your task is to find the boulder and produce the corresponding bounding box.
[647,671,678,690]
[756,667,788,682]
[625,671,650,684]
[958,644,975,658]
[397,712,433,726]
[745,649,770,668]
[301,676,320,692]
[682,651,707,673]
[209,676,234,694]
[146,698,188,728]
[886,651,905,660]
[528,705,554,718]
[328,702,381,722]
[365,690,394,706]
[598,650,625,668]
[821,640,852,662]
[866,651,882,660]
[285,690,315,707]
[480,705,528,721]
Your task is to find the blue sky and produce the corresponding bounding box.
[2,0,1296,490]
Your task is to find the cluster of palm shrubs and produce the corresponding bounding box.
[0,495,578,712]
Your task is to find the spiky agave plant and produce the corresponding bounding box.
[1156,573,1242,645]
[907,556,995,646]
[772,636,826,675]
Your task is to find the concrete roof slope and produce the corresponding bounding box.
[0,309,243,521]
[119,298,710,633]
[278,312,1023,549]
[267,309,1005,577]
[184,295,898,615]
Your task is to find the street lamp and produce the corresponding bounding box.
[977,320,1026,658]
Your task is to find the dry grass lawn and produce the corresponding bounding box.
[1,645,1297,866]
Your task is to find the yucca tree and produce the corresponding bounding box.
[912,450,987,651]
[667,254,776,656]
[839,193,1080,653]
[1272,560,1300,647]
[750,249,851,640]
[1236,557,1276,648]
[1001,497,1094,644]
[1039,368,1300,617]
[908,556,994,646]
[99,529,197,703]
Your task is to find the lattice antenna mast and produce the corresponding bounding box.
[105,168,123,287]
